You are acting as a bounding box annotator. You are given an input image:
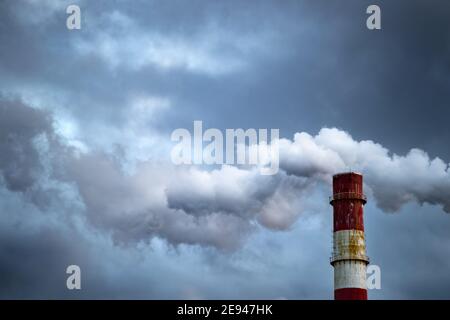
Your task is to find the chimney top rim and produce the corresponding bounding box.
[333,171,363,178]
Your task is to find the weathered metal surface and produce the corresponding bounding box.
[332,172,366,231]
[333,260,367,290]
[334,288,368,300]
[329,192,367,204]
[331,230,369,264]
[332,172,364,194]
[333,200,365,231]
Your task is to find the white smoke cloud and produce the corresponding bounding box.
[63,154,311,250]
[2,99,450,250]
[64,127,450,250]
[278,128,450,213]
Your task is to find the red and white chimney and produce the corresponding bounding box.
[330,172,369,300]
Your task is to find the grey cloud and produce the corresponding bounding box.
[63,152,323,248]
[0,97,51,192]
[62,153,254,250]
[2,95,450,255]
[166,166,280,216]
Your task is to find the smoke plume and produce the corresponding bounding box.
[1,99,450,250]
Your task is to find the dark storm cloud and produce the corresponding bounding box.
[0,98,51,191]
[232,0,450,162]
[0,221,86,299]
[1,0,292,133]
[1,0,450,155]
[365,203,450,299]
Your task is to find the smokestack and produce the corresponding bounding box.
[330,172,369,300]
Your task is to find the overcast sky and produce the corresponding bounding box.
[1,0,450,299]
